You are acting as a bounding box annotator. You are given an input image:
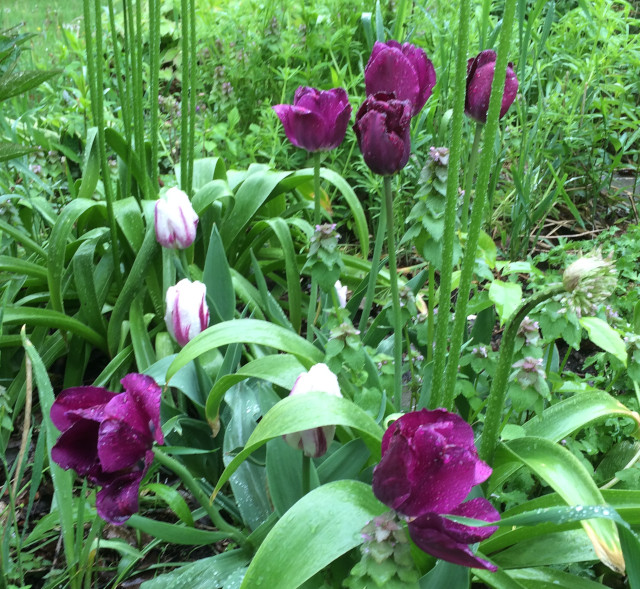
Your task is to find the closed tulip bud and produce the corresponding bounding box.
[465,50,518,124]
[365,40,436,117]
[273,86,352,152]
[154,187,199,249]
[283,363,342,458]
[164,279,210,347]
[353,93,412,176]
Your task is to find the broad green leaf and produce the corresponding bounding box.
[203,224,236,324]
[5,307,107,352]
[47,198,104,314]
[240,480,385,589]
[140,549,249,589]
[473,567,528,589]
[77,127,100,200]
[0,255,47,281]
[205,354,306,428]
[167,319,323,382]
[127,514,230,545]
[0,69,61,101]
[420,559,470,588]
[113,197,145,252]
[144,483,194,526]
[489,280,522,326]
[0,141,36,162]
[129,294,156,372]
[316,438,371,485]
[507,567,616,588]
[501,437,624,574]
[213,392,384,497]
[580,317,627,366]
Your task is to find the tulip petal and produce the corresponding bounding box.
[408,510,498,571]
[95,470,145,524]
[51,419,101,476]
[98,418,151,472]
[50,386,117,432]
[365,46,420,111]
[120,373,164,445]
[400,43,436,115]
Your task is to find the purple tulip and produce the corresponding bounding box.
[50,374,164,524]
[283,364,342,458]
[372,409,499,571]
[353,93,412,176]
[272,86,352,152]
[154,187,199,249]
[365,41,436,118]
[165,279,210,347]
[465,50,518,124]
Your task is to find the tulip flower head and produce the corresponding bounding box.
[465,50,518,124]
[353,93,412,176]
[365,40,436,117]
[283,363,342,458]
[372,409,499,570]
[50,374,164,524]
[165,279,210,347]
[154,187,199,249]
[273,86,352,152]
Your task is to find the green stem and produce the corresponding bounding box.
[306,153,322,341]
[384,177,403,410]
[92,0,122,285]
[479,284,563,466]
[358,194,387,333]
[429,0,472,408]
[149,0,160,188]
[427,263,435,363]
[152,446,246,544]
[302,454,312,496]
[461,124,484,229]
[82,0,98,124]
[440,0,518,412]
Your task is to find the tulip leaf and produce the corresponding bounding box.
[127,514,230,545]
[140,549,249,589]
[489,390,640,492]
[580,317,627,366]
[113,196,145,253]
[213,392,384,498]
[499,437,624,574]
[472,567,528,589]
[220,167,291,250]
[203,224,236,324]
[166,319,323,381]
[240,480,386,589]
[205,354,305,428]
[143,482,194,527]
[420,559,470,589]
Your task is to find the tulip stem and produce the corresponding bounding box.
[152,446,247,545]
[479,284,564,466]
[384,177,403,410]
[358,192,387,333]
[306,153,322,341]
[461,124,484,229]
[302,454,312,496]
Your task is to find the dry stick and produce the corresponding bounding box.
[11,354,32,501]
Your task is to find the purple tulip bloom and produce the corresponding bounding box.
[283,364,342,458]
[273,86,352,152]
[372,409,499,571]
[154,187,199,249]
[50,374,164,524]
[353,93,412,176]
[365,41,436,117]
[165,279,210,347]
[465,50,518,124]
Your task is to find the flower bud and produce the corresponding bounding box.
[283,363,342,458]
[561,252,617,317]
[465,50,518,124]
[353,93,412,176]
[273,86,352,152]
[154,187,199,249]
[164,279,210,347]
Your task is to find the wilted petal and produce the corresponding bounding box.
[50,387,117,432]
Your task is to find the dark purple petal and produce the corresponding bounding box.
[400,43,437,115]
[408,506,499,571]
[273,86,351,152]
[447,498,501,542]
[372,427,414,511]
[95,471,145,524]
[51,419,101,476]
[98,418,151,472]
[465,50,518,124]
[365,43,420,113]
[50,387,117,432]
[121,373,164,445]
[353,94,411,176]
